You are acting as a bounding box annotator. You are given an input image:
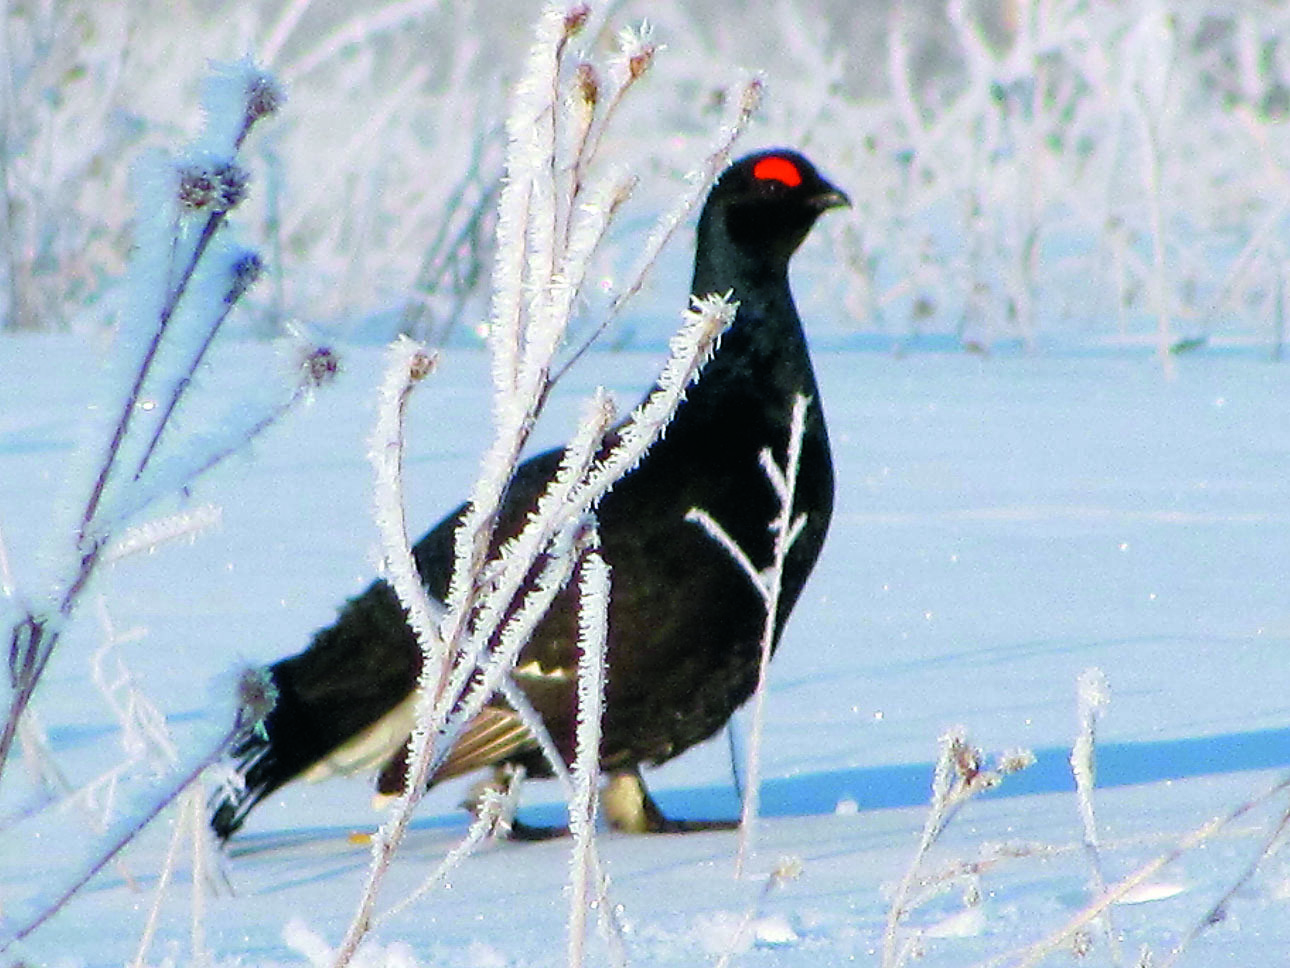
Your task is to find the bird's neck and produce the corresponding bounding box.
[685,241,815,411]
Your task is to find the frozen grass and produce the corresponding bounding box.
[6,2,1290,966]
[5,2,1290,353]
[0,58,301,953]
[7,3,753,962]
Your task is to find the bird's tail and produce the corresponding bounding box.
[209,716,283,840]
[209,665,298,840]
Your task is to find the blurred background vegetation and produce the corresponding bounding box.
[2,0,1289,356]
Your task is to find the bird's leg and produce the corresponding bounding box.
[603,767,738,834]
[468,766,739,838]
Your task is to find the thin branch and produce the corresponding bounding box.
[0,721,241,954]
[568,537,609,968]
[1158,789,1290,967]
[551,76,762,385]
[733,395,809,877]
[684,508,762,595]
[969,770,1290,968]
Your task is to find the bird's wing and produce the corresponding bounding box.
[433,704,540,780]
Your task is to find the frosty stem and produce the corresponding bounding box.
[0,719,241,955]
[331,9,742,960]
[980,769,1290,968]
[1071,668,1119,964]
[567,539,609,968]
[685,393,808,878]
[0,66,281,783]
[883,731,1032,968]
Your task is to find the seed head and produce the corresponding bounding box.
[563,4,590,38]
[178,161,249,213]
[244,71,284,129]
[949,733,983,783]
[574,62,599,108]
[226,251,264,305]
[615,23,657,83]
[408,349,437,382]
[301,345,340,388]
[235,666,278,733]
[997,748,1036,775]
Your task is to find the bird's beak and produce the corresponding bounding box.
[810,186,852,212]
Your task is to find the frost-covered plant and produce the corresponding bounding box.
[692,0,1290,354]
[1070,667,1118,961]
[885,674,1290,968]
[15,1,1290,350]
[327,4,757,963]
[0,0,506,340]
[686,392,811,877]
[883,729,1034,968]
[566,537,611,968]
[0,59,297,777]
[711,855,805,968]
[0,59,327,954]
[985,766,1290,968]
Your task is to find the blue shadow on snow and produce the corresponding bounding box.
[637,724,1290,824]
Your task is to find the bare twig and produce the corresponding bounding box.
[1071,668,1120,965]
[1158,786,1290,967]
[686,394,810,878]
[0,719,242,954]
[884,731,1032,968]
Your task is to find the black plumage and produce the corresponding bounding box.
[212,149,848,839]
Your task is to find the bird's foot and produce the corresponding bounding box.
[466,765,737,837]
[603,768,736,834]
[644,815,739,833]
[507,818,572,841]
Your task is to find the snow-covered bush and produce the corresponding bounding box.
[0,55,329,959]
[5,2,1290,352]
[1,3,763,961]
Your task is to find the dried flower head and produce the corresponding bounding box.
[614,22,657,83]
[574,61,599,108]
[998,748,1036,775]
[235,666,278,736]
[409,349,437,382]
[226,251,264,305]
[949,733,983,783]
[737,76,766,125]
[178,161,249,213]
[563,4,590,37]
[301,345,340,388]
[244,71,285,130]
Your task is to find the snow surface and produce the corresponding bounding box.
[3,334,1290,966]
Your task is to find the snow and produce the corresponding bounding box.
[3,333,1290,965]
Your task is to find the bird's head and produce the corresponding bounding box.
[699,149,851,272]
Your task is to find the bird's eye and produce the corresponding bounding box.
[752,156,803,189]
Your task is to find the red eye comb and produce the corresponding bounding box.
[753,156,803,187]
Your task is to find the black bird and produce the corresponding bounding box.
[211,149,848,839]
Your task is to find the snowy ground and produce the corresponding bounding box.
[3,333,1290,965]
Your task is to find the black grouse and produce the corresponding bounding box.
[211,149,848,839]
